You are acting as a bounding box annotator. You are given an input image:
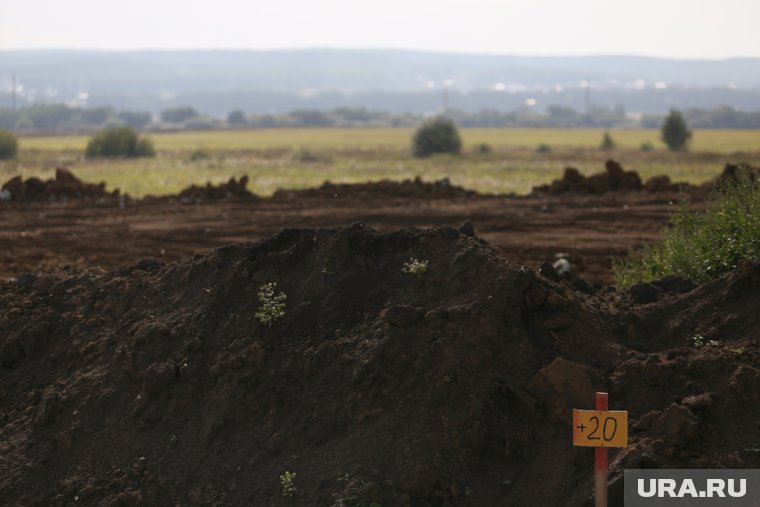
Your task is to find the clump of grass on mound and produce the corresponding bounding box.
[614,171,760,286]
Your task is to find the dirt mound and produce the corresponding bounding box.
[1,168,118,202]
[1,226,758,506]
[175,176,255,201]
[272,177,479,200]
[533,160,691,195]
[714,162,760,187]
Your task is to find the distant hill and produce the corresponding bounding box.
[2,49,760,115]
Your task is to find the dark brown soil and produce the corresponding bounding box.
[0,188,706,286]
[1,170,257,205]
[172,176,255,202]
[1,225,758,507]
[532,160,700,195]
[272,177,478,200]
[1,162,716,286]
[1,168,119,202]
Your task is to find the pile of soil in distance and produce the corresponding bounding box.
[272,177,479,200]
[1,168,119,202]
[173,176,255,202]
[714,163,760,187]
[1,171,255,205]
[532,160,694,195]
[1,225,758,506]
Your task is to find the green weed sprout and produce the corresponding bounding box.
[280,470,297,497]
[256,282,287,326]
[402,258,429,277]
[691,334,720,348]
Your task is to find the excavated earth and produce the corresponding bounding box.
[0,161,717,285]
[1,224,759,507]
[1,162,759,506]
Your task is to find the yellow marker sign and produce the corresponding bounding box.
[572,410,628,448]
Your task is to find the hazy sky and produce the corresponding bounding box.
[2,0,760,58]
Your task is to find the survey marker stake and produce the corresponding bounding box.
[572,391,628,507]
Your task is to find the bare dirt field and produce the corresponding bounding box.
[0,185,703,286]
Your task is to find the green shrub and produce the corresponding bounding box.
[600,131,616,151]
[476,142,491,154]
[412,116,462,158]
[85,127,155,158]
[614,169,760,286]
[661,109,692,151]
[640,142,654,152]
[0,129,18,160]
[536,143,552,154]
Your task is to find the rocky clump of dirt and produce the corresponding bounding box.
[1,168,118,202]
[713,162,760,187]
[272,176,479,200]
[1,226,759,506]
[174,176,255,201]
[533,160,690,195]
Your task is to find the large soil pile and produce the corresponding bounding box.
[533,160,693,195]
[533,160,760,197]
[1,168,118,202]
[1,226,758,506]
[273,177,479,200]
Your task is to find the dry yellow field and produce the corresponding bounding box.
[4,128,759,197]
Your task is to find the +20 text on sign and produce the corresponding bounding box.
[573,410,628,448]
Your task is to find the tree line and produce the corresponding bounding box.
[0,109,697,161]
[2,103,760,133]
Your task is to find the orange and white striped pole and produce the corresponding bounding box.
[594,392,608,507]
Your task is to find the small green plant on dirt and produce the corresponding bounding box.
[536,143,552,154]
[476,142,491,154]
[614,170,760,286]
[726,345,746,356]
[402,257,429,277]
[332,476,377,507]
[640,141,654,152]
[691,334,720,348]
[256,282,287,326]
[280,470,297,497]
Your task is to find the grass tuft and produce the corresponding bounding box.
[614,169,760,286]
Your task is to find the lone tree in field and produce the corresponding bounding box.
[0,130,18,160]
[600,131,616,151]
[412,116,462,158]
[661,109,692,151]
[85,127,155,158]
